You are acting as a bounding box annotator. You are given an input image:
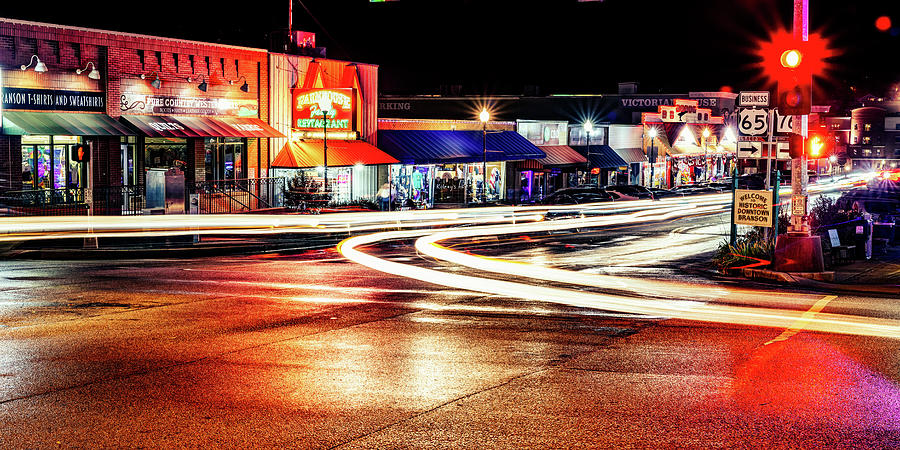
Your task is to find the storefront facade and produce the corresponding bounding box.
[641,99,736,187]
[269,54,393,204]
[377,119,545,208]
[1,17,281,215]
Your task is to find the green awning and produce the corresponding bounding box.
[1,111,135,136]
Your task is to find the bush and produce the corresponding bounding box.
[283,172,331,212]
[712,229,774,271]
[808,195,861,244]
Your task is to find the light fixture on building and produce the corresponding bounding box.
[141,72,162,89]
[230,75,250,93]
[20,55,47,73]
[197,75,208,92]
[76,61,101,80]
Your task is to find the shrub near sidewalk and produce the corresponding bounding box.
[712,229,774,271]
[284,172,331,213]
[711,206,788,271]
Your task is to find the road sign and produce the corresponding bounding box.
[735,189,774,227]
[776,142,790,160]
[737,142,762,158]
[738,108,768,136]
[774,111,795,134]
[738,91,770,107]
[791,194,807,216]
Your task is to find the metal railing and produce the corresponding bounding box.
[93,185,145,216]
[1,188,88,216]
[1,186,146,217]
[190,177,285,214]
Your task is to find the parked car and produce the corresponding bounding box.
[648,188,684,199]
[541,187,615,205]
[603,185,655,200]
[671,184,721,195]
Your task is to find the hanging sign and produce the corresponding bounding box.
[291,88,355,131]
[735,189,774,227]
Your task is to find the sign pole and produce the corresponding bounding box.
[730,162,738,246]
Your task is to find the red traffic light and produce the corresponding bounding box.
[71,144,89,163]
[780,49,802,68]
[807,133,833,159]
[787,133,833,159]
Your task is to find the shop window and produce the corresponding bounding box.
[145,138,188,172]
[205,137,246,180]
[862,148,872,157]
[20,135,82,191]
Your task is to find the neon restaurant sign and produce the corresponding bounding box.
[291,88,354,130]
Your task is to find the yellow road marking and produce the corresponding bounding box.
[763,295,838,345]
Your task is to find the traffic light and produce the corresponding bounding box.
[787,133,833,159]
[806,133,833,159]
[71,144,89,163]
[777,48,811,115]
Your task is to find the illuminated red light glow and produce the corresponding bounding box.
[755,29,836,86]
[875,16,892,32]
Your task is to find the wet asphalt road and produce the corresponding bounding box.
[1,212,899,448]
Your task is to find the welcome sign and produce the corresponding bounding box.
[734,189,774,227]
[291,88,354,131]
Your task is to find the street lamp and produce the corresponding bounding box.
[647,127,657,188]
[318,99,331,193]
[702,128,711,182]
[480,109,489,203]
[584,121,593,186]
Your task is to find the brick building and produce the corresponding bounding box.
[0,17,282,214]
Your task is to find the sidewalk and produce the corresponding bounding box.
[742,243,900,296]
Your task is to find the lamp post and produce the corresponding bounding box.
[318,99,330,193]
[702,128,711,182]
[584,121,593,186]
[480,109,489,203]
[647,127,657,188]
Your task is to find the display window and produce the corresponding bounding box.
[20,135,82,191]
[390,165,434,208]
[145,138,188,172]
[205,137,246,181]
[467,162,503,202]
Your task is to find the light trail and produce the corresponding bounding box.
[0,194,728,243]
[338,204,900,340]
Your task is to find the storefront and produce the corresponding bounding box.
[268,56,390,204]
[1,65,135,213]
[377,122,545,208]
[641,99,735,187]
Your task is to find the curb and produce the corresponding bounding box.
[739,267,899,297]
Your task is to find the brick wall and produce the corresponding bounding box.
[0,136,23,194]
[1,18,270,191]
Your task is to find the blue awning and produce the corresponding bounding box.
[377,130,545,165]
[571,145,629,169]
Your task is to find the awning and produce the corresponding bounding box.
[613,148,648,164]
[1,111,135,136]
[272,140,399,168]
[572,145,629,169]
[121,115,285,138]
[377,130,545,165]
[535,145,588,166]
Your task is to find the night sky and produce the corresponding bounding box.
[3,0,898,97]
